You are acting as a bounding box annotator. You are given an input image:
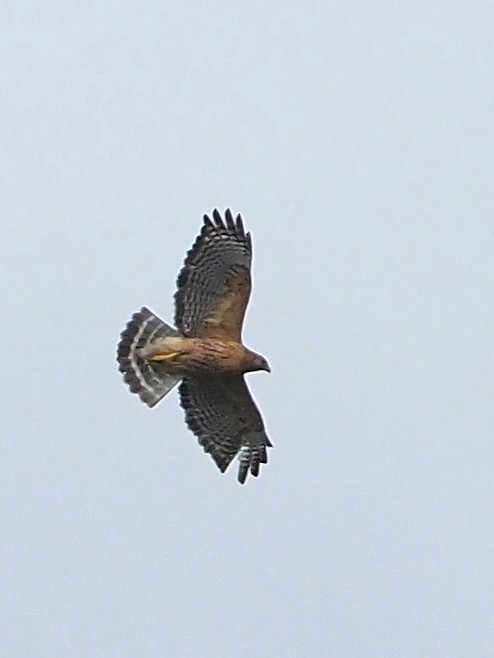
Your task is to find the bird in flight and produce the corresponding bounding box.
[117,209,272,483]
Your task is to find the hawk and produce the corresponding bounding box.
[117,209,272,483]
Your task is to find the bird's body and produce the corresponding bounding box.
[117,209,272,483]
[138,335,265,375]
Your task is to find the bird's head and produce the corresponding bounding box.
[245,350,271,374]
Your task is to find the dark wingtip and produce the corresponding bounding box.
[224,208,235,230]
[204,209,246,240]
[238,466,248,484]
[212,208,222,226]
[235,213,245,239]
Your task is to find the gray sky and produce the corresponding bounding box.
[2,2,494,657]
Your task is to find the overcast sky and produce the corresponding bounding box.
[2,2,494,657]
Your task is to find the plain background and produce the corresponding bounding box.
[2,2,494,657]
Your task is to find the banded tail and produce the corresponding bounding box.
[117,307,181,408]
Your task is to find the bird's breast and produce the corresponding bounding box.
[178,339,246,373]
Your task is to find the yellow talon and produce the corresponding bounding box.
[148,351,180,362]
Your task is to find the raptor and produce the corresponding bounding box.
[117,209,272,483]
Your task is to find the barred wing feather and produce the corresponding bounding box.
[179,374,272,483]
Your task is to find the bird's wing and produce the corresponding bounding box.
[179,374,272,483]
[174,209,252,341]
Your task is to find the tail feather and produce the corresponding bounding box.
[117,307,181,408]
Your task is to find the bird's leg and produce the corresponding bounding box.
[138,336,186,362]
[145,351,180,362]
